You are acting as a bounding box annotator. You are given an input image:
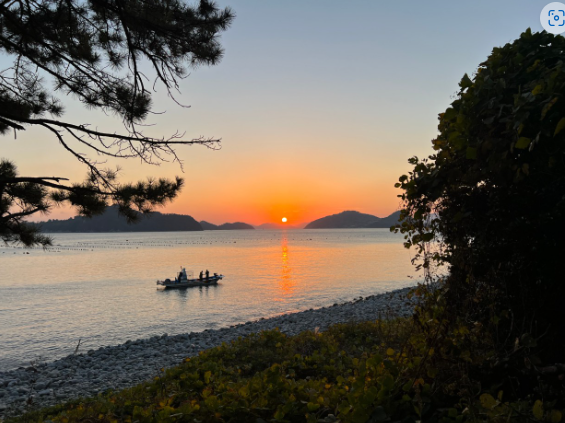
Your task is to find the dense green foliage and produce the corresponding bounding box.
[396,29,565,353]
[0,0,234,247]
[6,310,565,423]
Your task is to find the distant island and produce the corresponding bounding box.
[35,207,401,233]
[37,205,203,233]
[36,206,257,233]
[304,210,401,229]
[200,221,255,230]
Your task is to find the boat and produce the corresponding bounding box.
[156,268,223,289]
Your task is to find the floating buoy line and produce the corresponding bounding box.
[0,234,336,254]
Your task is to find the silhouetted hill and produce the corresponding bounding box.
[220,222,254,230]
[364,211,402,228]
[200,221,218,230]
[200,221,255,230]
[304,210,401,229]
[38,206,203,232]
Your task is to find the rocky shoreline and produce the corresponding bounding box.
[0,286,415,418]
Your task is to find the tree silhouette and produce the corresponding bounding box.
[396,29,565,354]
[0,0,234,246]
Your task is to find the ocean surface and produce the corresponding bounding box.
[0,229,419,371]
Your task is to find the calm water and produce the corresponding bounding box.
[0,229,418,370]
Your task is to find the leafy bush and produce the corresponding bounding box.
[396,29,565,355]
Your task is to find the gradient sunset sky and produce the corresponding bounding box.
[3,0,552,225]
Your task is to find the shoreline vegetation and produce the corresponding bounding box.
[0,287,415,420]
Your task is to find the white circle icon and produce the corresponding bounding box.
[541,3,565,34]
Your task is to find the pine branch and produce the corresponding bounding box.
[1,114,221,147]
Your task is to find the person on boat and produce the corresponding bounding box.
[199,271,203,280]
[214,272,218,278]
[178,271,183,283]
[205,269,209,279]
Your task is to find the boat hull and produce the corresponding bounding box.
[157,275,223,289]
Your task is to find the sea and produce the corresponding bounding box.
[0,229,419,371]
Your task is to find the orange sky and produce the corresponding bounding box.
[12,121,412,226]
[4,1,543,226]
[10,115,415,225]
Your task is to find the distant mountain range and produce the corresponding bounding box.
[38,205,203,233]
[200,221,254,230]
[35,206,401,233]
[304,210,401,229]
[36,206,257,233]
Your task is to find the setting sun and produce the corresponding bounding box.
[282,217,287,223]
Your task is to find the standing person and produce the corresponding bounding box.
[205,269,209,280]
[199,271,203,280]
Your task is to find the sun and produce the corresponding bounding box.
[282,217,287,223]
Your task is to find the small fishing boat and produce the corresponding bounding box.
[157,268,223,289]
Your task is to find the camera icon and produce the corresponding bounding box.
[541,3,565,34]
[548,9,565,26]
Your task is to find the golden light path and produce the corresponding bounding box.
[279,232,294,295]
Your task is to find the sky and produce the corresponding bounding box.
[2,0,554,225]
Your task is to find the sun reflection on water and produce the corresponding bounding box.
[0,229,418,370]
[279,231,295,296]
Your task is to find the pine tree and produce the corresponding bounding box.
[0,0,234,246]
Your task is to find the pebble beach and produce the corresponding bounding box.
[0,286,415,418]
